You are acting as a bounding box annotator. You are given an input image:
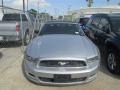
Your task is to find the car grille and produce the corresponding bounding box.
[39,77,87,83]
[39,60,86,67]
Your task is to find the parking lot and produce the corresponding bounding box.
[0,43,120,90]
[0,0,120,89]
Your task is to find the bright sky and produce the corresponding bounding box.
[0,0,120,15]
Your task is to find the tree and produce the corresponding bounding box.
[28,9,37,16]
[86,0,93,7]
[86,0,111,7]
[118,2,120,6]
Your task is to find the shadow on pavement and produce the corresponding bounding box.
[0,52,3,60]
[0,42,21,48]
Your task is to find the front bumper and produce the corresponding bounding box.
[23,60,99,85]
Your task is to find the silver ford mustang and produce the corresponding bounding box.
[23,21,100,85]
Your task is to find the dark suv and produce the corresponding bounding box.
[87,13,120,74]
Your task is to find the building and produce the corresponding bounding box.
[69,5,120,18]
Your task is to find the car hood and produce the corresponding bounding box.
[26,35,98,60]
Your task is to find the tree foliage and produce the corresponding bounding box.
[28,9,37,16]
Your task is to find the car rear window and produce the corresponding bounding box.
[39,23,84,36]
[2,14,27,21]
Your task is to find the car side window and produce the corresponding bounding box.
[99,18,110,32]
[91,17,100,28]
[87,18,92,25]
[86,18,93,29]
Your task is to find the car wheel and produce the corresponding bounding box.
[107,49,120,74]
[24,32,30,45]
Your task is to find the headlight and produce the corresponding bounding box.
[87,56,99,63]
[24,55,39,65]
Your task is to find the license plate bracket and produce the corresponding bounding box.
[54,74,71,82]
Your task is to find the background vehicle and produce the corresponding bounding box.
[0,13,35,45]
[23,21,100,85]
[75,15,91,31]
[86,13,120,74]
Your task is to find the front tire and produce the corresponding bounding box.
[106,49,120,74]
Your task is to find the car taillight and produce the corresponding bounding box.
[16,25,20,32]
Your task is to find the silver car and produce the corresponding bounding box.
[23,21,100,85]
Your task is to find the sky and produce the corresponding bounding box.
[0,0,120,15]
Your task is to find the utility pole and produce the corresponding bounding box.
[67,5,71,14]
[37,0,40,13]
[23,0,25,12]
[86,0,93,7]
[27,0,28,11]
[2,0,4,14]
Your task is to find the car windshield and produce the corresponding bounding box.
[111,17,120,32]
[39,23,84,36]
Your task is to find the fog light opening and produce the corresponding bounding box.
[28,73,35,78]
